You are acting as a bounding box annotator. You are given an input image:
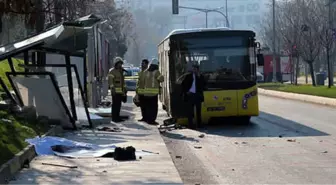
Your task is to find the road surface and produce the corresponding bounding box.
[162,95,336,184]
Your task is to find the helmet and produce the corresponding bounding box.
[113,57,124,66]
[151,58,159,65]
[133,94,140,107]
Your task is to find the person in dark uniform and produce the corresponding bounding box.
[136,59,149,122]
[108,57,127,123]
[181,62,206,129]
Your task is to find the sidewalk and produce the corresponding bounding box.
[9,94,183,185]
[258,88,336,107]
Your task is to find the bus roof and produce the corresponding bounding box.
[159,27,231,45]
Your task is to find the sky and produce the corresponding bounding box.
[115,0,270,31]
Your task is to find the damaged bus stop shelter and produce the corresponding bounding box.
[0,14,111,130]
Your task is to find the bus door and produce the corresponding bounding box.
[170,50,190,119]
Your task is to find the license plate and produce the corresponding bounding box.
[207,106,225,111]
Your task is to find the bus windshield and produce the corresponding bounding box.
[176,36,252,82]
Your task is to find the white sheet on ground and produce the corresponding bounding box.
[25,136,154,158]
[76,107,103,120]
[90,107,111,114]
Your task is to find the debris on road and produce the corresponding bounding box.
[241,142,248,144]
[180,135,187,139]
[287,139,296,142]
[234,142,239,145]
[198,134,205,138]
[322,151,328,154]
[232,169,235,171]
[42,163,78,168]
[142,150,159,154]
[194,146,202,149]
[176,155,182,159]
[97,126,122,132]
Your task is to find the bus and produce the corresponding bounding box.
[158,27,264,124]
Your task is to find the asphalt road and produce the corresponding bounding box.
[162,95,336,184]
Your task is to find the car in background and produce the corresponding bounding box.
[124,67,140,91]
[125,80,137,91]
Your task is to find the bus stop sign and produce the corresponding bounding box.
[172,0,179,14]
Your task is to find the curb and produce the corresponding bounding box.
[258,88,336,108]
[0,125,63,184]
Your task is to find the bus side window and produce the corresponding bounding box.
[175,52,184,81]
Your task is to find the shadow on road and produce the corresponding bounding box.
[258,111,329,137]
[197,111,329,138]
[161,131,199,142]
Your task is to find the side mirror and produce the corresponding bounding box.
[257,54,264,66]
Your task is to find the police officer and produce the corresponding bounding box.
[136,59,149,122]
[108,57,127,123]
[142,58,164,125]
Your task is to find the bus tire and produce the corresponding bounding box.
[238,116,251,125]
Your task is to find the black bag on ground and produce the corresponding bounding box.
[113,146,136,161]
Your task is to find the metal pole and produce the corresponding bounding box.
[327,1,333,87]
[205,12,208,28]
[179,6,229,28]
[272,0,277,82]
[225,0,229,27]
[183,16,187,29]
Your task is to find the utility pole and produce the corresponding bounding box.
[178,6,230,28]
[272,0,277,82]
[225,0,229,28]
[327,0,336,87]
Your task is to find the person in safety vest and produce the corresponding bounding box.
[108,57,127,123]
[135,59,149,122]
[141,58,164,125]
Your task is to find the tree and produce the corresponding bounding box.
[89,0,134,58]
[258,0,334,86]
[0,0,93,43]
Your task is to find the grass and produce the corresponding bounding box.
[258,83,336,99]
[0,110,50,166]
[0,59,24,91]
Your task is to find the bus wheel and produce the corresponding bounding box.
[238,116,251,125]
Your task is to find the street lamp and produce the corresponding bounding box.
[179,6,230,28]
